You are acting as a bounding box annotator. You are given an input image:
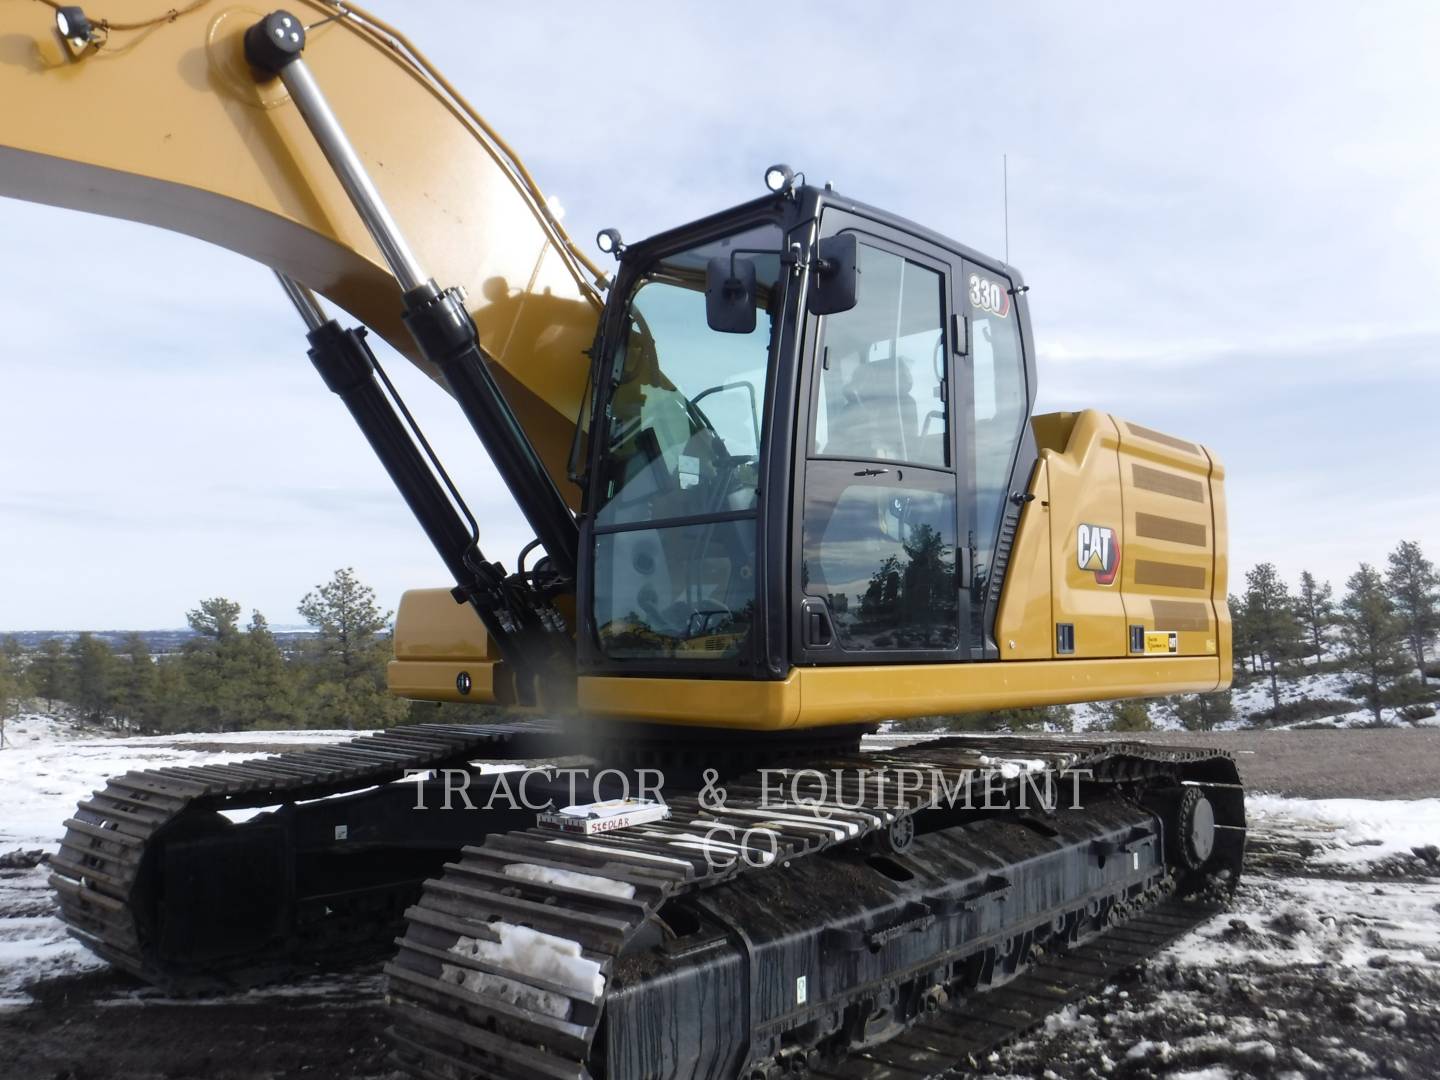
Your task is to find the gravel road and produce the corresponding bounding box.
[1066,728,1440,799]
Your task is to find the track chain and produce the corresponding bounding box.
[807,899,1219,1078]
[50,720,560,988]
[384,736,1240,1080]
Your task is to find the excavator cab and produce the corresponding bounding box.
[577,185,1037,705]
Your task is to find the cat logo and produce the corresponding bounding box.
[1077,524,1120,586]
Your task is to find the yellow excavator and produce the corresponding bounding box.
[3,3,1245,1078]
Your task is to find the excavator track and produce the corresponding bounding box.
[50,720,563,992]
[805,898,1220,1079]
[385,736,1245,1080]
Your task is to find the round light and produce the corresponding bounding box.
[596,227,623,256]
[764,164,795,193]
[55,6,92,43]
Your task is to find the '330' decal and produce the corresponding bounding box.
[968,273,1011,318]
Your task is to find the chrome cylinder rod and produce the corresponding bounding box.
[276,57,428,292]
[274,271,327,331]
[244,10,580,595]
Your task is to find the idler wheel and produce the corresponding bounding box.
[1175,787,1216,869]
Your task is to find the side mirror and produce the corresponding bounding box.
[705,256,758,334]
[807,233,859,316]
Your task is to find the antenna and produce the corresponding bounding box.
[1003,153,1010,266]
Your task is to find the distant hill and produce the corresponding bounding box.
[4,626,320,654]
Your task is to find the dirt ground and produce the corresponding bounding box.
[2,730,1438,1080]
[0,971,401,1080]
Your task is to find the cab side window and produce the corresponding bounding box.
[812,244,948,468]
[968,270,1027,599]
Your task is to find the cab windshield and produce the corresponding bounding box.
[591,222,783,663]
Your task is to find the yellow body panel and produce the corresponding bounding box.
[386,588,510,704]
[996,409,1231,672]
[1044,411,1128,656]
[388,658,505,705]
[1209,456,1234,678]
[993,462,1053,658]
[577,656,1221,730]
[578,675,803,730]
[391,588,499,663]
[0,1,598,500]
[1115,420,1222,657]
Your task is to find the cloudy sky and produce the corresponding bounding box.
[1,1,1437,629]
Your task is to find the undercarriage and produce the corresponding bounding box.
[50,722,1244,1079]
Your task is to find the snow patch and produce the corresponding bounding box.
[1162,875,1440,972]
[978,755,1048,778]
[447,923,603,999]
[501,863,636,900]
[1246,794,1440,867]
[440,963,572,1019]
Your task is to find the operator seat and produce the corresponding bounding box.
[841,356,918,460]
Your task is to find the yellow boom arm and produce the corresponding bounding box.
[0,0,599,497]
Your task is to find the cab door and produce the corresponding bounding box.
[793,217,972,665]
[959,259,1032,653]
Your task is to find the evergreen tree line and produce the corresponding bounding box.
[0,568,411,736]
[1233,539,1440,725]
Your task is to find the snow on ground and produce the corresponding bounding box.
[1229,666,1357,717]
[0,714,548,1009]
[1068,664,1432,733]
[0,711,99,751]
[0,718,368,1008]
[980,865,1440,1079]
[1246,793,1440,867]
[1164,874,1440,973]
[980,793,1440,1080]
[92,969,387,1009]
[0,718,358,852]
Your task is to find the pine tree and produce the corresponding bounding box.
[1103,699,1153,732]
[149,656,190,734]
[297,568,408,730]
[67,632,116,722]
[0,637,24,748]
[229,611,299,730]
[1228,593,1252,681]
[1385,540,1440,674]
[114,633,159,733]
[1173,690,1234,731]
[1243,563,1303,713]
[1,634,22,675]
[1339,563,1407,725]
[31,638,68,709]
[187,597,242,641]
[180,597,245,732]
[1296,571,1335,664]
[942,705,1069,733]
